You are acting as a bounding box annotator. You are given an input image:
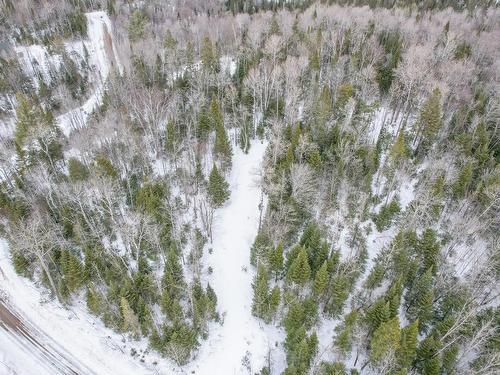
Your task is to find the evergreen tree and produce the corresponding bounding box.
[201,36,218,72]
[313,260,328,297]
[416,88,442,151]
[166,119,176,154]
[386,279,403,318]
[197,109,211,141]
[418,229,440,274]
[391,131,409,164]
[252,264,270,319]
[128,10,148,41]
[288,246,311,286]
[211,98,232,166]
[366,298,391,332]
[207,165,230,207]
[370,317,401,364]
[452,161,473,198]
[397,320,418,369]
[268,285,281,321]
[406,267,434,333]
[270,242,284,280]
[68,157,89,181]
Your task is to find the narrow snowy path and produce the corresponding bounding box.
[187,140,282,375]
[57,11,122,136]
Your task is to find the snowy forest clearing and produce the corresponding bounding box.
[186,140,285,375]
[0,141,278,375]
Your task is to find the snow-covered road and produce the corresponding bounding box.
[186,141,284,375]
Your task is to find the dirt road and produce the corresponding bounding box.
[0,289,94,374]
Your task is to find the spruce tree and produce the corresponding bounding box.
[270,242,284,280]
[366,298,391,332]
[391,131,409,164]
[406,267,434,333]
[207,165,230,208]
[397,320,419,369]
[211,98,232,166]
[418,229,440,274]
[268,286,281,321]
[313,260,328,297]
[452,161,473,198]
[416,88,442,151]
[252,264,270,319]
[288,246,311,286]
[370,317,401,364]
[166,119,176,154]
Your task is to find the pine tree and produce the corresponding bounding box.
[128,10,148,42]
[386,279,403,318]
[166,119,176,154]
[391,130,409,164]
[407,267,434,333]
[452,161,473,198]
[288,246,311,286]
[68,157,89,181]
[268,286,281,321]
[270,242,284,280]
[334,310,358,356]
[95,155,118,179]
[197,109,211,141]
[252,264,270,319]
[313,261,328,297]
[416,88,442,151]
[211,98,232,166]
[201,36,218,72]
[366,298,391,332]
[418,229,440,274]
[370,317,401,363]
[207,165,230,208]
[397,320,418,369]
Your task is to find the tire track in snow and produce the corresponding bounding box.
[0,297,96,374]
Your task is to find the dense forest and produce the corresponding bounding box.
[0,0,498,374]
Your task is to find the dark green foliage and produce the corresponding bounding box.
[68,158,89,182]
[252,264,270,319]
[418,229,440,274]
[452,161,473,198]
[287,246,311,286]
[207,165,230,207]
[373,199,400,231]
[60,249,84,297]
[135,181,167,217]
[250,231,272,267]
[406,267,435,333]
[95,155,118,179]
[397,320,419,369]
[416,88,443,152]
[269,241,284,280]
[333,310,358,356]
[365,298,390,332]
[454,42,471,60]
[370,317,400,363]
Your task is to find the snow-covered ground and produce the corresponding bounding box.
[57,11,123,136]
[186,140,286,375]
[0,238,157,375]
[0,140,287,374]
[14,12,122,137]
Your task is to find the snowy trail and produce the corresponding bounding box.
[57,11,122,136]
[186,141,281,375]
